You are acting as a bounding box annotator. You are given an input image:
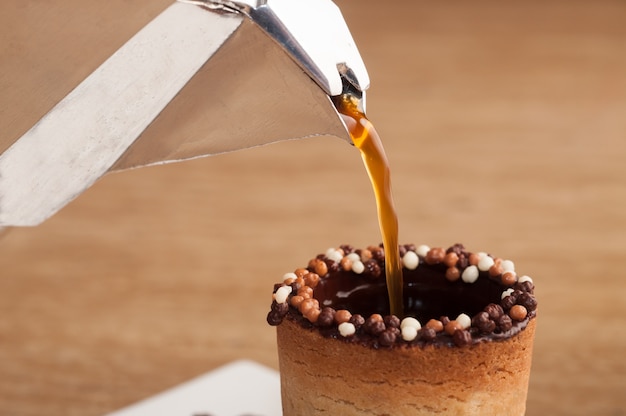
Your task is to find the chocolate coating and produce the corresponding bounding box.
[269,244,537,348]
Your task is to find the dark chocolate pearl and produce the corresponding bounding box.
[371,248,385,262]
[384,315,401,329]
[478,319,496,334]
[418,327,437,342]
[516,281,535,293]
[364,259,382,278]
[497,314,513,332]
[266,311,283,326]
[472,311,490,325]
[379,329,397,347]
[484,303,504,320]
[453,329,472,347]
[501,295,517,311]
[446,243,465,256]
[271,301,289,316]
[340,244,354,254]
[457,256,469,269]
[290,281,302,293]
[517,293,538,312]
[365,319,386,336]
[317,307,335,327]
[326,259,340,274]
[472,312,495,334]
[349,314,365,329]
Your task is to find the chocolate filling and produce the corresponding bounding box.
[315,264,503,321]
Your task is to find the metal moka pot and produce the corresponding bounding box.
[0,0,369,226]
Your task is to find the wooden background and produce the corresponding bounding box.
[1,0,625,414]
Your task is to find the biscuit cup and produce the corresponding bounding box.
[268,244,537,416]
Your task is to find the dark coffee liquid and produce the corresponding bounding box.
[314,265,505,322]
[335,97,403,317]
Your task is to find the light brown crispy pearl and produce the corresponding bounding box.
[277,317,536,416]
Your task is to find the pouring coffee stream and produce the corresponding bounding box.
[333,93,404,318]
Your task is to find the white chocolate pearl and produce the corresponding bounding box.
[518,275,533,284]
[346,252,361,263]
[501,260,515,273]
[282,272,297,282]
[351,260,365,274]
[501,288,515,299]
[402,251,419,270]
[274,285,292,304]
[477,255,495,272]
[325,248,344,263]
[461,265,479,283]
[416,244,430,257]
[401,325,418,342]
[456,313,471,329]
[400,317,421,330]
[338,322,356,337]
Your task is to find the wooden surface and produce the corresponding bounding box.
[1,1,625,415]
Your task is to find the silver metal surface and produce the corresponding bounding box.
[0,0,369,226]
[195,0,370,97]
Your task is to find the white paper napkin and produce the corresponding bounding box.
[106,360,281,416]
